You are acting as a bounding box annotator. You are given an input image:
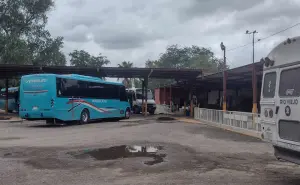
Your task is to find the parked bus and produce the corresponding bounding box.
[19,74,131,124]
[0,87,19,113]
[261,36,300,164]
[126,88,156,114]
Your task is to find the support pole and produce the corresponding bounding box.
[142,80,145,115]
[222,50,227,111]
[190,90,193,118]
[169,85,172,112]
[184,101,186,116]
[245,30,258,114]
[144,77,148,117]
[220,42,227,112]
[5,78,8,114]
[164,86,166,105]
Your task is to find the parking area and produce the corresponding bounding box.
[0,116,300,185]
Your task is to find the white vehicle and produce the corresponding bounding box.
[261,36,300,164]
[126,88,156,115]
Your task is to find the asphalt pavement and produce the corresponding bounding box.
[0,116,300,185]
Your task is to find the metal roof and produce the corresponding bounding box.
[0,64,202,80]
[162,61,264,88]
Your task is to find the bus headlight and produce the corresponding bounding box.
[264,109,268,117]
[269,109,273,118]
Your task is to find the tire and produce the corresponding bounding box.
[149,111,155,115]
[79,109,90,124]
[125,108,131,119]
[8,110,13,113]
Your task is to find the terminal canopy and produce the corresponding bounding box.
[0,64,202,80]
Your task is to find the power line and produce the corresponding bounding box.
[227,22,300,52]
[257,22,300,42]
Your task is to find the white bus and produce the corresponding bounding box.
[261,36,300,164]
[126,88,156,115]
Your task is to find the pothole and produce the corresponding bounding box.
[157,117,176,121]
[69,145,166,166]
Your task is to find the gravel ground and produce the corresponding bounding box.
[0,116,300,185]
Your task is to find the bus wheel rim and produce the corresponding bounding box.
[126,110,130,118]
[82,112,88,122]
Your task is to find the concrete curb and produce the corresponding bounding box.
[176,117,262,140]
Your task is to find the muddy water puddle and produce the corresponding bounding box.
[70,145,166,166]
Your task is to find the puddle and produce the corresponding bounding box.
[157,117,175,121]
[71,145,166,166]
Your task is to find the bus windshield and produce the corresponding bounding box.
[279,67,300,97]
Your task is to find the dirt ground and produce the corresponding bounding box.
[0,116,300,185]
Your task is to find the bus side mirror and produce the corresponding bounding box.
[276,106,279,114]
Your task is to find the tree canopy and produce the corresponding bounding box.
[69,50,110,68]
[117,61,142,88]
[0,0,66,66]
[145,45,227,90]
[147,44,227,72]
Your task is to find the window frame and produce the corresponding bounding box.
[262,71,277,98]
[56,77,123,100]
[279,67,300,97]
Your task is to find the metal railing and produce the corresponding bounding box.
[194,107,262,134]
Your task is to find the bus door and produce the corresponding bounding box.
[276,65,300,150]
[261,69,278,142]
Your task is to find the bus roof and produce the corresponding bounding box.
[265,36,300,69]
[21,74,123,86]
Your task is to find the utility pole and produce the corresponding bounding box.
[220,42,227,111]
[246,30,258,113]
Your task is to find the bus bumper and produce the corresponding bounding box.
[274,145,300,165]
[19,111,54,120]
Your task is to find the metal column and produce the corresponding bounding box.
[169,85,172,112]
[5,78,8,114]
[144,77,148,116]
[164,86,166,105]
[141,80,144,114]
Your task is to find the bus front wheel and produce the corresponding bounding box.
[79,109,90,124]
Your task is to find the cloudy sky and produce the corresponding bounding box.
[46,0,300,69]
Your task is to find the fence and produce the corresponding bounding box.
[194,107,262,138]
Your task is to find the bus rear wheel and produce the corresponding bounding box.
[79,109,90,124]
[125,108,130,119]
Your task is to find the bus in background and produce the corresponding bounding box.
[261,36,300,165]
[0,87,19,113]
[19,74,131,124]
[126,88,156,115]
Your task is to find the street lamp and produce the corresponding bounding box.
[220,42,227,111]
[246,30,258,113]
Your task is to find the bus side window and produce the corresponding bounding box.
[119,86,127,102]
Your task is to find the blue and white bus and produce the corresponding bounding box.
[0,87,19,113]
[19,74,131,124]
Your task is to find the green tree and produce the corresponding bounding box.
[145,45,228,89]
[32,36,66,66]
[118,61,133,68]
[69,50,110,68]
[0,0,66,66]
[117,61,143,88]
[0,0,66,88]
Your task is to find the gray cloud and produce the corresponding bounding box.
[46,0,300,69]
[179,0,262,21]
